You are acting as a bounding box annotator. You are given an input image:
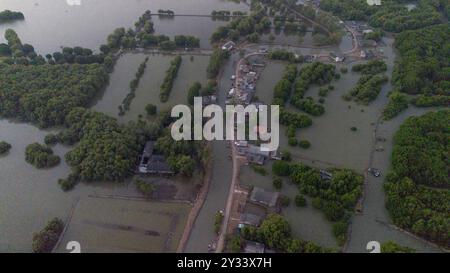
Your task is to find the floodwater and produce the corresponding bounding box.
[184,53,239,252]
[0,0,249,53]
[92,53,210,123]
[249,37,443,252]
[0,0,445,253]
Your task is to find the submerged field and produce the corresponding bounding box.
[55,197,191,253]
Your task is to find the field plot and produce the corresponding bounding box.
[56,197,191,253]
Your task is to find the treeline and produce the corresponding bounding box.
[382,92,409,120]
[2,29,46,65]
[385,110,449,247]
[344,60,388,104]
[0,62,109,128]
[0,10,24,23]
[393,24,450,107]
[211,10,248,19]
[210,8,271,44]
[32,218,64,253]
[321,0,444,32]
[268,49,302,63]
[160,56,182,102]
[187,80,217,104]
[207,49,230,79]
[119,57,149,115]
[25,143,60,169]
[288,163,363,246]
[107,10,200,51]
[58,108,167,187]
[290,62,336,116]
[240,214,334,253]
[272,64,313,132]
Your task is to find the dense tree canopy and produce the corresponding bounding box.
[25,143,61,169]
[385,110,449,247]
[0,62,109,127]
[345,60,388,104]
[32,218,64,253]
[393,24,450,107]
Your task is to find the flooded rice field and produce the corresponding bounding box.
[92,53,210,123]
[55,197,191,253]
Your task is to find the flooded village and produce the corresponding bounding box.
[0,0,447,254]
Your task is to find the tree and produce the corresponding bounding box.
[272,161,291,176]
[32,218,64,253]
[295,194,307,207]
[145,104,157,116]
[25,143,60,169]
[273,177,283,189]
[0,141,11,155]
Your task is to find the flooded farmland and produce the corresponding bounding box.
[92,53,210,123]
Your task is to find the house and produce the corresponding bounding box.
[139,141,174,175]
[222,41,236,51]
[244,241,265,253]
[320,170,333,180]
[240,213,262,227]
[249,187,280,210]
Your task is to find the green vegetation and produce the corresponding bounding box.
[160,56,182,102]
[210,8,271,44]
[381,241,415,253]
[119,57,149,115]
[298,140,311,149]
[107,10,199,51]
[321,0,443,32]
[2,29,45,65]
[32,218,64,253]
[290,62,336,116]
[62,108,150,182]
[251,164,268,176]
[207,49,230,79]
[25,143,61,169]
[227,235,243,253]
[295,194,307,207]
[134,177,154,199]
[187,82,202,105]
[154,131,206,177]
[214,212,224,234]
[58,172,79,192]
[290,163,363,246]
[273,177,283,189]
[44,134,59,146]
[0,60,108,128]
[0,10,24,24]
[272,160,291,177]
[345,60,388,104]
[241,214,333,253]
[145,103,157,116]
[384,110,449,247]
[273,64,297,105]
[382,92,409,120]
[288,137,298,146]
[268,50,302,63]
[393,24,450,107]
[0,141,12,155]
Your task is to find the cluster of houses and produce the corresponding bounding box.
[235,141,280,166]
[228,61,261,105]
